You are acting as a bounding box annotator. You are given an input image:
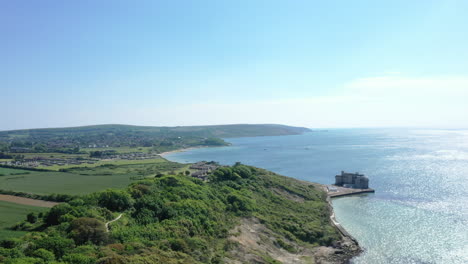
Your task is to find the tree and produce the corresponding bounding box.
[90,151,103,158]
[0,152,12,159]
[69,217,108,245]
[32,248,55,262]
[26,212,37,223]
[32,144,47,153]
[95,189,133,211]
[34,235,74,258]
[45,203,73,225]
[62,253,97,264]
[13,155,25,161]
[0,142,9,152]
[203,138,226,146]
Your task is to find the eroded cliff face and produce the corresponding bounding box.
[224,218,361,264]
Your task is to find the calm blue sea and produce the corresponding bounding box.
[164,129,468,264]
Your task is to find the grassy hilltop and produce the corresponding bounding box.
[0,164,351,264]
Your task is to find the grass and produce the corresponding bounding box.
[0,160,187,195]
[0,200,48,240]
[39,157,166,171]
[0,170,135,195]
[0,167,31,176]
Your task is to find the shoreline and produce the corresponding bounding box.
[324,195,363,263]
[161,146,364,263]
[159,145,230,158]
[322,185,364,263]
[158,146,211,157]
[321,184,376,263]
[158,147,200,157]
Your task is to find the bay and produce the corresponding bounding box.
[164,128,468,264]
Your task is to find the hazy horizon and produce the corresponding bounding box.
[1,123,468,133]
[2,1,467,130]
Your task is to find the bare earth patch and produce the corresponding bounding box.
[0,194,58,208]
[225,218,360,264]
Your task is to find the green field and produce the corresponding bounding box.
[0,160,187,195]
[39,157,166,171]
[0,200,48,239]
[0,167,31,176]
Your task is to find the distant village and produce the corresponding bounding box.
[0,151,162,169]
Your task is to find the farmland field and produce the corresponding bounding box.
[38,157,166,171]
[0,160,187,195]
[0,200,48,239]
[0,167,31,176]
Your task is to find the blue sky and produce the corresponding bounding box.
[1,0,467,130]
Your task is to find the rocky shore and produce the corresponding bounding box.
[319,196,362,263]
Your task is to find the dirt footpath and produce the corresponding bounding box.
[0,194,58,208]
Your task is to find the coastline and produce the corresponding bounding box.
[159,145,229,158]
[161,146,364,263]
[322,187,377,263]
[158,147,202,157]
[322,195,363,264]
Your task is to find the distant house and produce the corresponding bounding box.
[335,171,369,189]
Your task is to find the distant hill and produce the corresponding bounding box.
[0,124,310,137]
[0,124,311,153]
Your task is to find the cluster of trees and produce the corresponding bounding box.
[2,141,81,154]
[0,189,77,203]
[0,163,338,263]
[0,152,13,159]
[89,151,116,158]
[0,189,78,202]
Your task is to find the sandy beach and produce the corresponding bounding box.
[158,147,202,157]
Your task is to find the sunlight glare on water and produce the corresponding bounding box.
[165,129,468,264]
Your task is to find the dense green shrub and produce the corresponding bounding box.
[31,248,55,262]
[69,218,108,245]
[0,165,339,263]
[93,189,133,212]
[44,203,73,226]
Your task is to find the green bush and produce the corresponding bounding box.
[94,189,133,212]
[69,217,108,245]
[31,248,55,262]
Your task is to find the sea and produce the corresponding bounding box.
[164,128,468,264]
